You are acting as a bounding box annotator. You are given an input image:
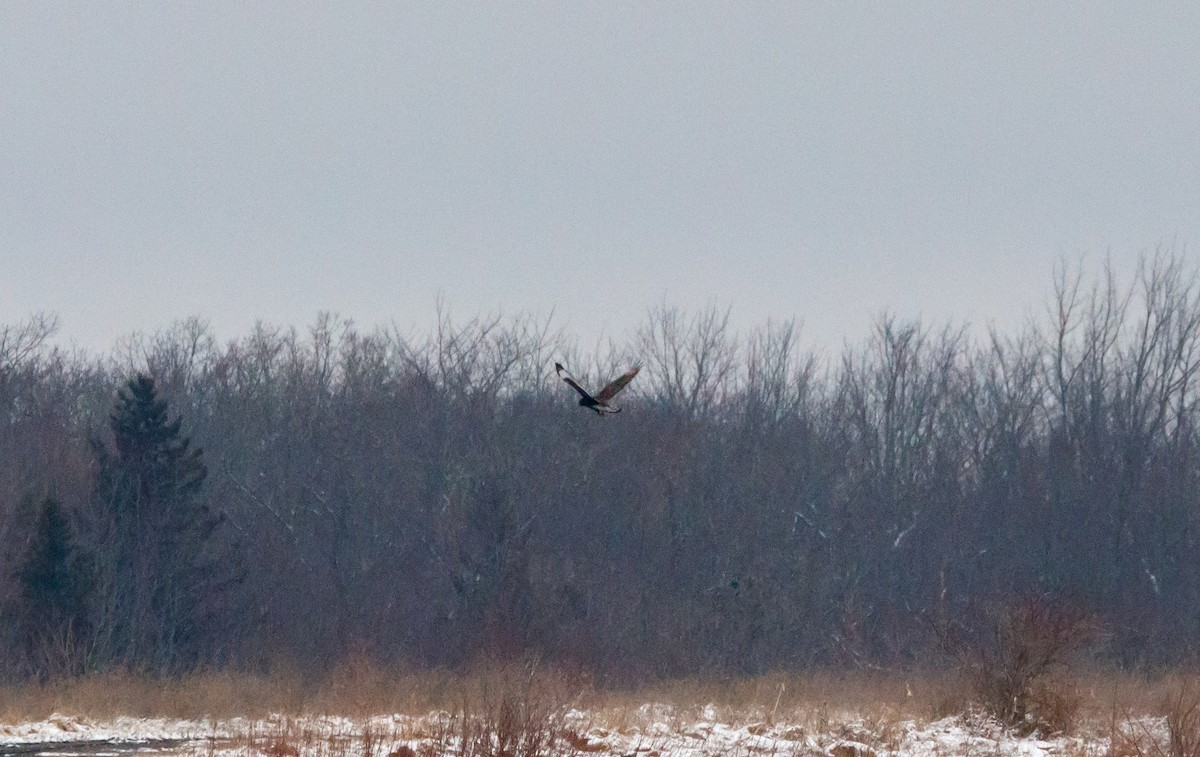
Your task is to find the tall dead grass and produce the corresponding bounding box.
[1107,677,1200,757]
[0,662,470,721]
[0,668,302,721]
[590,670,948,724]
[1,662,1199,745]
[447,662,580,757]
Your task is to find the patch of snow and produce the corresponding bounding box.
[0,709,1120,756]
[0,715,215,745]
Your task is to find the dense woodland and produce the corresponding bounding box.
[3,254,1200,682]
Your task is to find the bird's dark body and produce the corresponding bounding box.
[577,395,613,414]
[555,361,638,416]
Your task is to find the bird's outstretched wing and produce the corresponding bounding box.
[555,362,595,402]
[594,365,640,403]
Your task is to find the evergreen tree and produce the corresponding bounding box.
[16,496,92,678]
[88,373,227,673]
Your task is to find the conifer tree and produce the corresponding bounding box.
[88,373,227,673]
[16,496,92,677]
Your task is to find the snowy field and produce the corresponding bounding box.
[0,706,1164,756]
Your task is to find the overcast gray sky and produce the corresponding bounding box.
[3,3,1198,355]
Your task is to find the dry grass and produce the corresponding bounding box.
[565,669,962,757]
[590,669,943,719]
[136,663,585,757]
[451,663,578,757]
[0,668,304,721]
[1,663,1199,748]
[1105,676,1200,757]
[0,664,477,722]
[0,660,572,722]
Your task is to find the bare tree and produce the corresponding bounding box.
[634,302,738,417]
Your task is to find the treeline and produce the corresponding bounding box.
[3,253,1200,681]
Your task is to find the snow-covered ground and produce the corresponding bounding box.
[0,707,1162,756]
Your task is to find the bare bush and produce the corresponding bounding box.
[932,595,1097,734]
[453,662,580,757]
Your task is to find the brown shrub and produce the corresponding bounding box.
[931,595,1098,735]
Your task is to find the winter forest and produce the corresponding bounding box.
[3,253,1200,683]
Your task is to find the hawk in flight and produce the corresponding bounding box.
[555,362,640,415]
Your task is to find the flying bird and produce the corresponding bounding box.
[555,362,640,415]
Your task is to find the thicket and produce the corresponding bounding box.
[3,253,1200,682]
